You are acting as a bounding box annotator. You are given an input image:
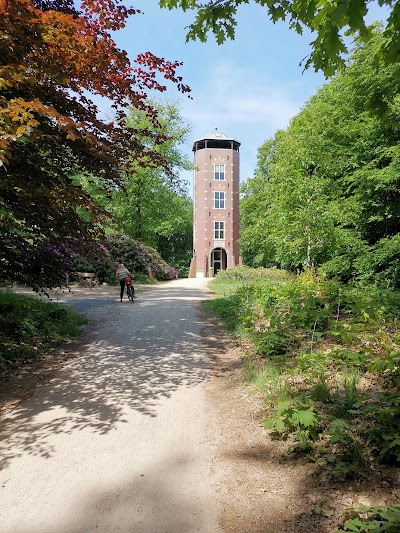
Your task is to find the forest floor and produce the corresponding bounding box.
[0,282,399,532]
[206,340,400,532]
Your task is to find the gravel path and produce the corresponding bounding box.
[0,278,223,533]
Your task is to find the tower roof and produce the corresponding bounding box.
[195,128,240,145]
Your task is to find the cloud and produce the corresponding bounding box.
[177,60,314,183]
[182,62,303,134]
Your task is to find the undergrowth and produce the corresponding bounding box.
[206,266,400,528]
[337,504,400,532]
[0,290,87,369]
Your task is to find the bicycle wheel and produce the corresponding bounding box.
[127,286,134,303]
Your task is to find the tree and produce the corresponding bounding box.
[240,28,400,286]
[240,139,278,267]
[154,194,193,273]
[241,128,343,271]
[160,0,398,78]
[0,0,190,288]
[77,100,194,271]
[121,100,193,245]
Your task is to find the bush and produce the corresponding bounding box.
[353,393,400,464]
[69,235,181,285]
[206,266,400,481]
[337,504,400,532]
[354,234,400,289]
[215,265,292,282]
[229,269,338,357]
[262,400,321,441]
[211,268,400,360]
[0,290,86,367]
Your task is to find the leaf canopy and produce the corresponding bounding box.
[160,0,398,78]
[0,0,190,287]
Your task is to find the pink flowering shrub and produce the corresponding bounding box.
[101,235,180,282]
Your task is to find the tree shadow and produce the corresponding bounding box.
[217,433,398,531]
[0,283,222,471]
[1,446,220,532]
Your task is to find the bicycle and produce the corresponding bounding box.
[125,277,136,303]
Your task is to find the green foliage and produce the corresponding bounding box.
[311,374,332,403]
[319,419,367,480]
[70,245,116,285]
[327,349,370,370]
[226,269,337,357]
[214,265,292,282]
[159,0,384,76]
[339,285,400,322]
[240,28,400,288]
[331,371,360,417]
[242,357,290,403]
[69,235,182,284]
[353,394,400,464]
[369,352,400,386]
[203,294,241,332]
[211,268,400,363]
[206,266,293,334]
[337,505,400,532]
[0,290,86,367]
[255,327,292,357]
[106,235,180,281]
[262,400,320,441]
[354,235,400,288]
[77,101,193,274]
[206,268,400,480]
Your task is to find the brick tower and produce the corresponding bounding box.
[189,129,242,278]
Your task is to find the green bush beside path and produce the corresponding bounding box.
[205,266,400,530]
[0,291,87,370]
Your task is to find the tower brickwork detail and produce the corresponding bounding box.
[189,129,241,278]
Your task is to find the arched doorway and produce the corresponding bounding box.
[211,248,227,276]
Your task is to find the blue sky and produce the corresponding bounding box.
[110,1,388,192]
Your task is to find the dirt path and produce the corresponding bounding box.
[3,279,393,532]
[0,279,226,532]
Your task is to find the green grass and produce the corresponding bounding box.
[242,356,290,404]
[207,278,246,298]
[0,290,87,368]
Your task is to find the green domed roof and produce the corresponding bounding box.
[204,129,230,140]
[195,128,240,144]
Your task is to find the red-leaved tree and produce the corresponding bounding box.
[0,0,190,288]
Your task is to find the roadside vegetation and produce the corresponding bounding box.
[70,234,182,287]
[205,266,400,532]
[215,27,400,529]
[0,291,87,371]
[0,234,181,376]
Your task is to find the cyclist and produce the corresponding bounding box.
[116,262,134,302]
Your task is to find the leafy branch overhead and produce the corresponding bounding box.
[160,0,398,77]
[1,0,190,169]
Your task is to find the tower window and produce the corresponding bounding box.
[214,221,225,239]
[213,163,225,181]
[214,191,225,209]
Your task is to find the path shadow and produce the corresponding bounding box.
[0,283,223,471]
